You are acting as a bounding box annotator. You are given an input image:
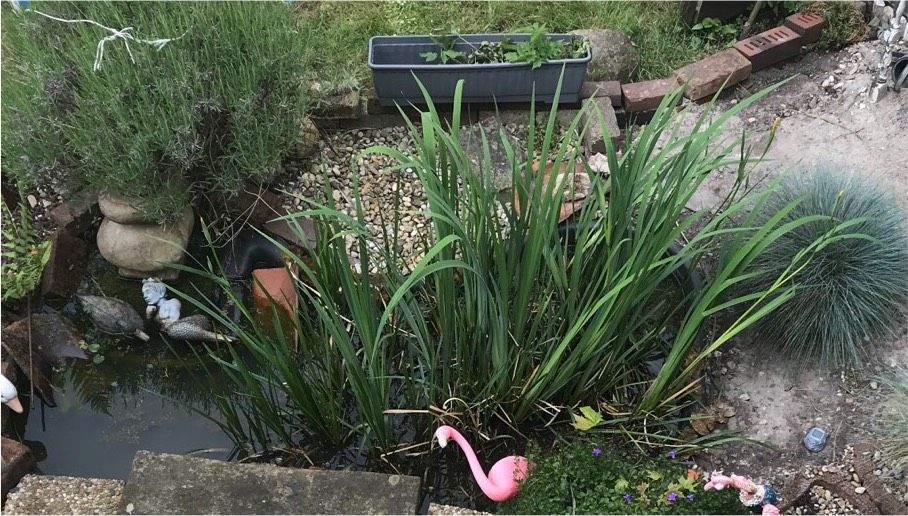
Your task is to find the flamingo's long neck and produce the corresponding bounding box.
[443,427,499,499]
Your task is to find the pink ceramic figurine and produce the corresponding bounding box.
[434,425,530,502]
[704,471,780,515]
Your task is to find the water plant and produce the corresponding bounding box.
[2,1,307,223]
[176,78,857,459]
[733,170,908,366]
[1,200,51,302]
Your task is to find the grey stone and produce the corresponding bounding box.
[296,117,320,157]
[48,189,98,233]
[3,475,123,515]
[118,451,421,515]
[97,207,194,281]
[580,97,621,154]
[460,118,526,192]
[569,29,639,82]
[98,194,156,225]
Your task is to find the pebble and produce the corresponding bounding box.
[854,486,866,494]
[27,194,38,208]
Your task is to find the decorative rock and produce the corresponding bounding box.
[672,48,752,100]
[621,78,675,112]
[251,267,298,323]
[569,29,639,82]
[580,80,623,107]
[97,207,195,281]
[98,194,156,225]
[460,118,526,192]
[119,450,421,514]
[48,189,98,234]
[803,426,828,452]
[40,228,88,299]
[296,117,321,157]
[313,90,362,120]
[580,97,621,154]
[1,438,36,502]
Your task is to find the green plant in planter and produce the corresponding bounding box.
[1,200,52,302]
[500,440,747,514]
[2,1,307,224]
[732,170,908,366]
[420,24,589,68]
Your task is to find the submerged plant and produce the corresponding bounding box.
[735,170,908,366]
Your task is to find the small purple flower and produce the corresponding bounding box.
[668,449,677,459]
[686,493,695,502]
[592,447,602,457]
[623,493,633,503]
[666,491,678,503]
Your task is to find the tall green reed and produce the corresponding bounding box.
[177,79,863,456]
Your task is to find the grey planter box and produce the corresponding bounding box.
[368,34,591,106]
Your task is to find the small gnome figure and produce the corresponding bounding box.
[704,471,780,515]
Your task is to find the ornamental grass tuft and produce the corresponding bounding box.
[738,169,908,366]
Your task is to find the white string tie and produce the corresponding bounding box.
[26,9,189,71]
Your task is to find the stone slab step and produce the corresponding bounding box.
[118,451,421,515]
[3,474,123,515]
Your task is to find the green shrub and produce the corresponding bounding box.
[881,368,908,474]
[2,1,307,223]
[1,200,52,301]
[501,440,747,514]
[735,170,908,366]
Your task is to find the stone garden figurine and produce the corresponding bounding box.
[78,295,151,341]
[142,278,235,343]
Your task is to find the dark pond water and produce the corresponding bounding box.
[6,249,235,479]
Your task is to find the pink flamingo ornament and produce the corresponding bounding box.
[704,471,780,515]
[433,425,530,502]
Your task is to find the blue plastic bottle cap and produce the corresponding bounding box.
[803,426,828,452]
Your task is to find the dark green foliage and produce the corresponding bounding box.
[2,1,307,224]
[501,440,747,515]
[1,200,52,301]
[420,26,589,68]
[738,170,908,366]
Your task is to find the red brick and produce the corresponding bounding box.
[673,48,752,100]
[784,12,824,45]
[621,78,675,112]
[580,80,623,107]
[251,267,298,323]
[734,26,803,71]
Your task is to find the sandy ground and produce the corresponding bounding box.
[681,39,908,506]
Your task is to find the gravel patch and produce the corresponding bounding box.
[4,475,123,515]
[428,502,490,515]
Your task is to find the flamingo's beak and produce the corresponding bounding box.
[434,431,448,448]
[5,396,23,414]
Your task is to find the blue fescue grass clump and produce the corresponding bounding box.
[743,169,908,366]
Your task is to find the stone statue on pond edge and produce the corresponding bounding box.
[142,278,235,343]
